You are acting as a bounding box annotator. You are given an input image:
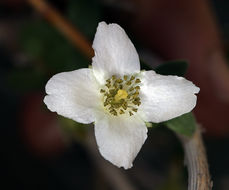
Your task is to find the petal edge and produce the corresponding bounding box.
[138,71,200,123]
[94,114,147,169]
[92,22,140,84]
[44,68,101,124]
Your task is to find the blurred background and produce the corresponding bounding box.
[1,0,229,189]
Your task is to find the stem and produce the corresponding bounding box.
[27,0,94,59]
[178,126,212,190]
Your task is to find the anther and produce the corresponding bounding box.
[106,83,111,88]
[126,81,132,85]
[116,79,123,83]
[119,109,125,114]
[129,111,133,116]
[112,75,116,80]
[135,78,141,83]
[122,102,127,110]
[135,86,140,90]
[100,89,105,93]
[129,87,134,91]
[109,89,116,95]
[130,76,135,80]
[133,92,139,98]
[132,108,138,112]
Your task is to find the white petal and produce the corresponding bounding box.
[44,68,101,124]
[94,114,147,169]
[138,71,200,123]
[92,22,140,84]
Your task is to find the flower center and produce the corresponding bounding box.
[100,75,141,116]
[114,89,128,102]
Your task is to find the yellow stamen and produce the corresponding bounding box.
[101,74,142,116]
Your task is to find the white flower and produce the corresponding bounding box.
[44,22,200,169]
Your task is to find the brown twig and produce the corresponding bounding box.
[178,126,212,190]
[27,1,212,189]
[27,0,94,59]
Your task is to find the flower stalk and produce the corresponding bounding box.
[178,126,212,190]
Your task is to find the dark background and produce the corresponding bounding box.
[1,0,229,189]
